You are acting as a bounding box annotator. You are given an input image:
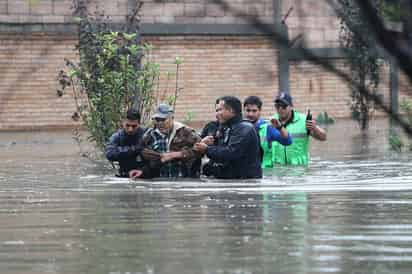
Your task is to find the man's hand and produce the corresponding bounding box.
[306,119,317,132]
[306,119,327,141]
[193,142,208,154]
[142,148,161,161]
[161,151,182,163]
[201,136,215,145]
[270,118,282,129]
[129,169,143,179]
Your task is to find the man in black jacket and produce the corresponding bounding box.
[105,109,146,178]
[194,96,262,179]
[200,98,221,139]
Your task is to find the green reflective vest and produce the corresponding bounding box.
[258,123,274,168]
[272,111,309,165]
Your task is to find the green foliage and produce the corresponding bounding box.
[174,56,183,65]
[377,0,402,22]
[400,99,412,151]
[183,111,195,124]
[389,130,403,152]
[337,0,383,130]
[57,7,184,153]
[172,56,183,111]
[57,10,160,151]
[27,0,40,5]
[316,112,335,125]
[400,99,412,125]
[389,99,412,152]
[165,95,177,107]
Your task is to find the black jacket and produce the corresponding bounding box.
[205,116,262,179]
[105,128,145,177]
[200,120,220,139]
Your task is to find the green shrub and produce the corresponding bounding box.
[57,3,182,153]
[58,30,160,151]
[316,111,335,125]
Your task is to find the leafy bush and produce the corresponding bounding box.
[58,29,160,150]
[377,0,403,22]
[56,2,183,153]
[400,100,412,125]
[316,111,335,125]
[389,130,403,152]
[389,99,412,152]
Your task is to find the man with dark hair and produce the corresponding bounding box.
[194,96,262,179]
[243,95,292,168]
[272,92,326,165]
[105,108,146,178]
[243,95,263,110]
[200,98,221,139]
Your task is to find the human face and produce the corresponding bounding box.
[123,119,140,135]
[216,100,235,124]
[275,102,292,121]
[214,103,220,120]
[154,116,173,134]
[244,104,261,123]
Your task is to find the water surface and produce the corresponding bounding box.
[1,119,412,274]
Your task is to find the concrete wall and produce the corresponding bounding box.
[0,0,339,46]
[283,0,341,48]
[0,0,273,24]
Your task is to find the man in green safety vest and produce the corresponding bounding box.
[243,96,292,168]
[272,92,327,165]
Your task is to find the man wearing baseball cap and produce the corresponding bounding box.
[272,92,326,165]
[243,95,292,168]
[136,103,202,178]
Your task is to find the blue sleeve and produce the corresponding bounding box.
[266,126,292,146]
[105,132,141,161]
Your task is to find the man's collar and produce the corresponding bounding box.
[283,110,296,127]
[255,118,266,129]
[223,114,242,126]
[154,127,167,137]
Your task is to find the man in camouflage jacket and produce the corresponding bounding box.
[134,104,202,178]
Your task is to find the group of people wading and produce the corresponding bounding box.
[105,92,327,180]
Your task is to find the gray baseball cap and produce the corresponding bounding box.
[152,104,174,119]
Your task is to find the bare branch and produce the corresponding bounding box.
[212,0,412,135]
[354,0,412,81]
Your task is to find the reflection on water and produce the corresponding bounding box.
[1,119,412,274]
